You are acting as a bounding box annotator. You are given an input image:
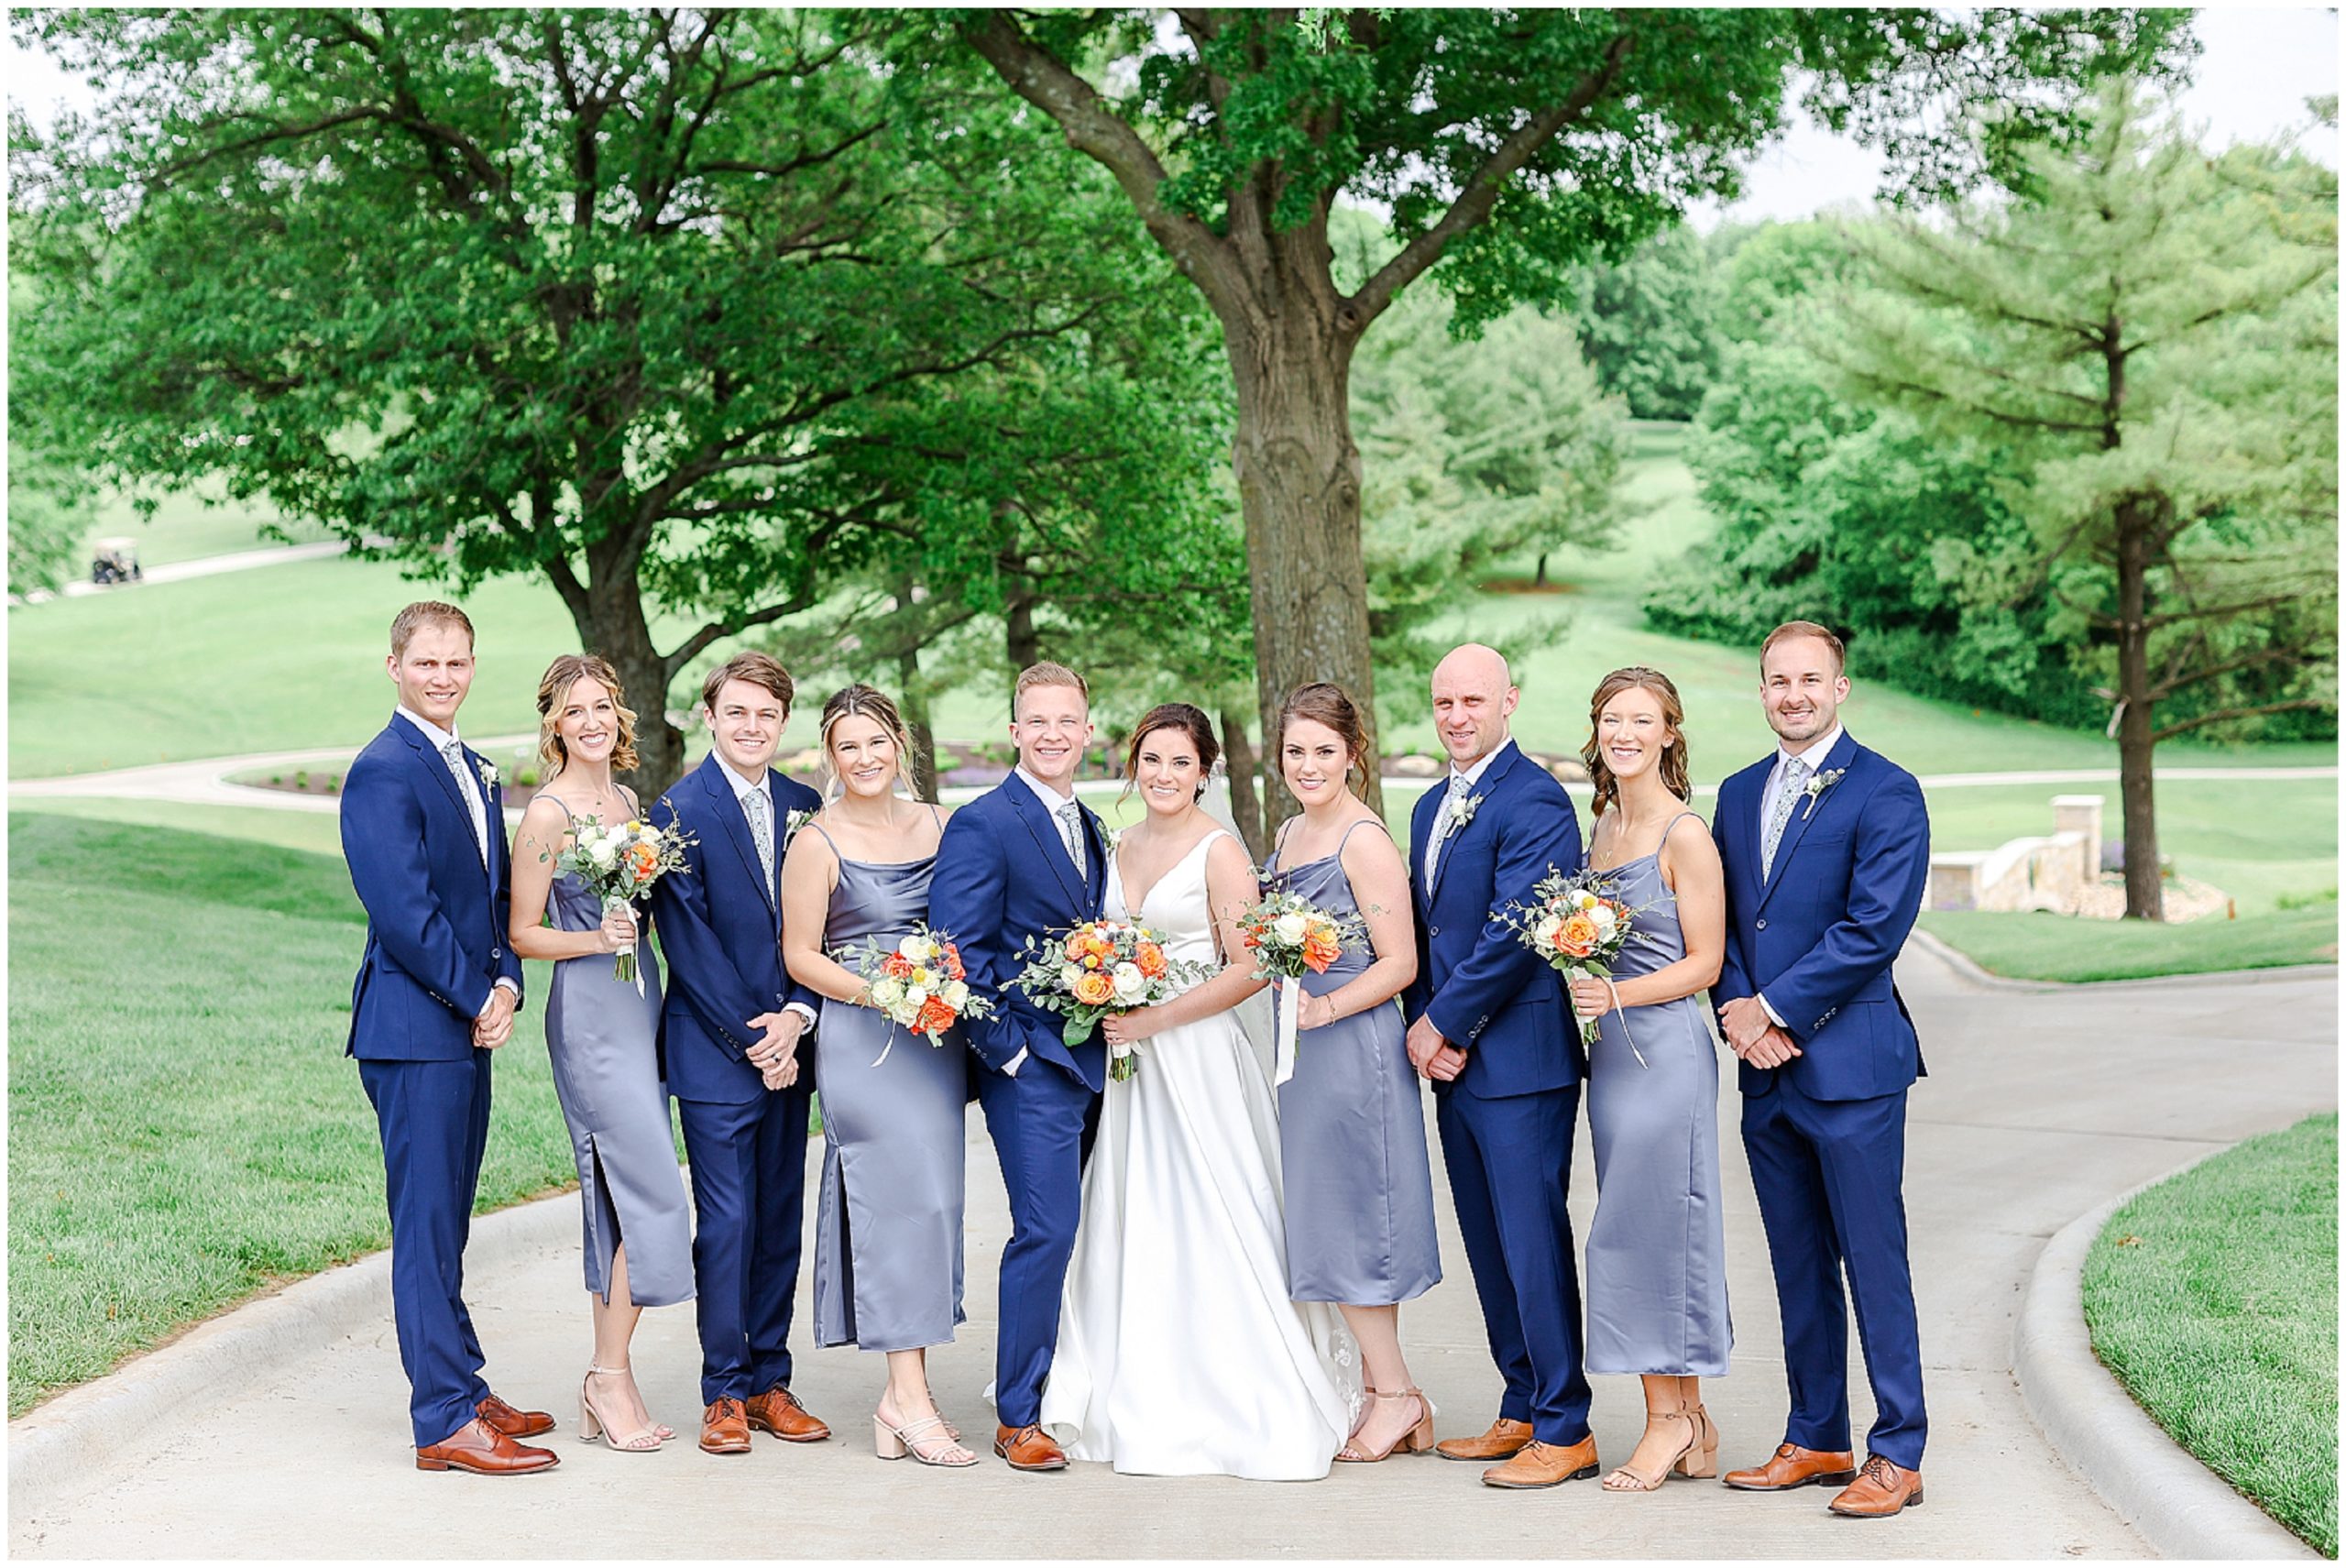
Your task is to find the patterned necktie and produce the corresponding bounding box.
[1762,756,1809,881]
[441,740,487,866]
[1426,773,1470,883]
[744,784,776,887]
[1056,799,1086,879]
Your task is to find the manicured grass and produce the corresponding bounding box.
[2083,1114,2338,1554]
[1918,906,2339,983]
[5,811,580,1415]
[71,480,331,570]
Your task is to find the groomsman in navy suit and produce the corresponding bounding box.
[650,652,833,1455]
[343,601,557,1474]
[1403,643,1596,1489]
[928,660,1109,1474]
[1711,620,1931,1519]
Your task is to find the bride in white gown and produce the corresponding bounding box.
[1036,705,1360,1479]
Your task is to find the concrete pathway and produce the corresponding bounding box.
[10,942,2333,1558]
[18,540,354,602]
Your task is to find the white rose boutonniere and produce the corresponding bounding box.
[1800,767,1847,821]
[476,757,500,794]
[1441,792,1485,843]
[784,806,816,845]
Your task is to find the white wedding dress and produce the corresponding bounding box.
[1037,828,1361,1478]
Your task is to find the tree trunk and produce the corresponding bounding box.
[2113,499,2162,920]
[898,643,939,804]
[579,580,685,796]
[1219,706,1268,861]
[1534,551,1551,587]
[1225,312,1383,828]
[1005,589,1040,674]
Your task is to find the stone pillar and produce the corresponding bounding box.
[2052,795,2104,883]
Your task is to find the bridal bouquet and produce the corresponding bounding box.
[554,813,693,988]
[1237,888,1366,1087]
[1497,868,1650,1064]
[841,925,992,1067]
[1012,919,1211,1082]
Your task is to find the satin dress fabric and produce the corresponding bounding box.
[806,827,969,1354]
[542,851,695,1307]
[1266,825,1442,1307]
[1582,830,1732,1377]
[1036,829,1361,1478]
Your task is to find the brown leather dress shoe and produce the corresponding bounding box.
[1828,1454,1924,1517]
[1435,1416,1533,1463]
[476,1393,556,1440]
[1482,1435,1600,1489]
[746,1385,832,1442]
[415,1417,560,1475]
[993,1422,1069,1472]
[1722,1442,1859,1492]
[700,1397,752,1455]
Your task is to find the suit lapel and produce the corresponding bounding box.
[701,757,777,917]
[1757,732,1858,914]
[394,717,488,883]
[1429,745,1515,901]
[1080,801,1109,916]
[1005,779,1089,909]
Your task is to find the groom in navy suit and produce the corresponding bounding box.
[927,660,1108,1474]
[343,601,557,1474]
[1712,620,1932,1519]
[650,652,832,1455]
[1403,643,1596,1489]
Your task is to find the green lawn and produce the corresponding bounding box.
[1919,906,2338,983]
[70,480,332,571]
[5,811,581,1415]
[2083,1114,2338,1555]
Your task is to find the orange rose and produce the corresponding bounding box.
[1135,941,1168,980]
[914,996,958,1037]
[1557,912,1602,957]
[943,944,966,981]
[882,952,916,980]
[1072,970,1116,1007]
[1300,931,1342,973]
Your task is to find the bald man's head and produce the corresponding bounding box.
[1430,642,1518,768]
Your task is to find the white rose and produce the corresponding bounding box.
[1111,962,1148,1003]
[587,839,619,867]
[637,824,660,844]
[1273,912,1310,945]
[872,978,904,1009]
[942,980,970,1010]
[904,985,929,1009]
[1059,962,1086,990]
[1593,907,1617,935]
[898,933,926,959]
[1537,915,1566,948]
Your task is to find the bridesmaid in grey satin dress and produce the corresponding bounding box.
[1263,683,1442,1465]
[780,685,976,1470]
[509,655,695,1453]
[1570,667,1733,1493]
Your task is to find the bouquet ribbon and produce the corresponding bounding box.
[1273,977,1301,1089]
[604,894,643,997]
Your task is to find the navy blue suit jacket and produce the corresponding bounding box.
[1712,731,1931,1102]
[343,716,524,1060]
[927,778,1109,1091]
[648,754,821,1105]
[1404,741,1585,1100]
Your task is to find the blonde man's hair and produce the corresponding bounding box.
[389,600,474,659]
[1012,660,1089,717]
[1761,620,1847,676]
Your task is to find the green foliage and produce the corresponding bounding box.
[1571,225,1726,421]
[10,8,1226,777]
[2083,1114,2338,1553]
[1354,286,1633,704]
[6,437,84,595]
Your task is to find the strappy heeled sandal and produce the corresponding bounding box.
[579,1364,666,1453]
[1601,1409,1705,1491]
[1335,1386,1437,1463]
[873,1408,980,1468]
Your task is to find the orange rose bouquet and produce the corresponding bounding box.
[1011,919,1211,1081]
[842,925,993,1068]
[553,811,695,988]
[1237,888,1367,1087]
[1498,867,1649,1063]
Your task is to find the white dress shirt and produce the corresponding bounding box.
[713,752,817,1028]
[1755,721,1844,1029]
[1001,765,1086,1077]
[1423,738,1515,884]
[395,706,516,1015]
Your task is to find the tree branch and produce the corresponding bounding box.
[2152,697,2335,742]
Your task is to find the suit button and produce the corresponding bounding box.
[1756,917,1768,930]
[1430,926,1441,938]
[491,947,503,959]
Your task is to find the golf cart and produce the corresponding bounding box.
[90,538,144,586]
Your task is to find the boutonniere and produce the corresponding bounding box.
[784,806,816,844]
[476,757,500,793]
[1441,792,1485,841]
[1799,768,1847,821]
